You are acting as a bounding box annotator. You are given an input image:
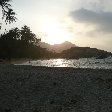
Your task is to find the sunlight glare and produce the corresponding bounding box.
[41,16,70,45]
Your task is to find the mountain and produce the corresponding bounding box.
[38,41,112,59]
[60,47,112,59]
[38,41,77,53]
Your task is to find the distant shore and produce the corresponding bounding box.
[0,64,112,112]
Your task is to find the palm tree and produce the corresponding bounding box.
[12,27,20,39]
[21,25,31,42]
[8,27,20,39]
[5,9,17,23]
[21,25,41,44]
[0,0,17,24]
[0,0,11,9]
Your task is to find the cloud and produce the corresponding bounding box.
[70,8,112,33]
[71,0,112,12]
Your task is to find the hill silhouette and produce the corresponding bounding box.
[60,47,112,59]
[38,41,76,53]
[0,26,112,59]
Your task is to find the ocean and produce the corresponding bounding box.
[16,57,112,69]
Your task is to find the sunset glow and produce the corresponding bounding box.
[41,16,70,45]
[4,0,112,51]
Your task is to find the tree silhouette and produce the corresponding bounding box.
[11,27,20,39]
[0,27,20,40]
[0,0,17,26]
[21,25,40,44]
[5,8,17,23]
[0,26,41,44]
[0,0,11,11]
[0,26,42,59]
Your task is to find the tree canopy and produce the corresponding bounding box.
[0,25,41,44]
[0,26,49,59]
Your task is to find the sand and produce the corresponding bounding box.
[0,64,112,112]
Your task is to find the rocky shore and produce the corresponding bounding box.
[0,64,112,112]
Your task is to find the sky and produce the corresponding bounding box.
[1,0,112,52]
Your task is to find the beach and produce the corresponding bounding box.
[0,64,112,112]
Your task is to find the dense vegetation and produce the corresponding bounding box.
[0,0,17,29]
[0,26,58,59]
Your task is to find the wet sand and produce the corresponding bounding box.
[0,64,112,112]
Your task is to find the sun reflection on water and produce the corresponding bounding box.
[18,58,112,69]
[52,59,69,67]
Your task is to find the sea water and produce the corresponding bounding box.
[17,57,112,69]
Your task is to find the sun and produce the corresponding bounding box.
[41,16,69,45]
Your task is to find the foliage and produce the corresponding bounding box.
[1,25,40,43]
[0,26,57,59]
[0,0,17,29]
[21,25,40,44]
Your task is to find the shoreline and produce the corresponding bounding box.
[0,64,112,112]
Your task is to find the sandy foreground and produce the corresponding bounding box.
[0,64,112,112]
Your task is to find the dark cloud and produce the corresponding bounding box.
[70,8,112,33]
